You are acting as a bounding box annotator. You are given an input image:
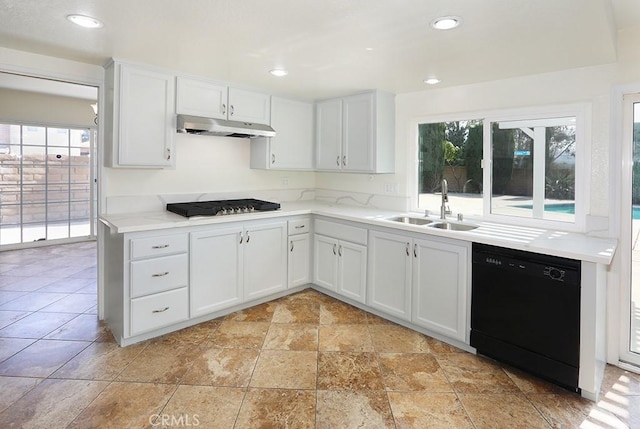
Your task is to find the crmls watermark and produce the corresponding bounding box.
[150,414,200,427]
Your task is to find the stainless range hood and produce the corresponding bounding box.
[177,114,275,138]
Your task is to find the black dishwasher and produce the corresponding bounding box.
[470,243,581,392]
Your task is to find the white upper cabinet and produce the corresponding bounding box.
[250,97,314,170]
[175,77,227,119]
[105,61,175,168]
[176,76,270,125]
[316,91,395,173]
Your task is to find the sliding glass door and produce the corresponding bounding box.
[0,123,96,246]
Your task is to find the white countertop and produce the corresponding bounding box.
[99,201,617,265]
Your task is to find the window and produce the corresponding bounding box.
[415,105,587,229]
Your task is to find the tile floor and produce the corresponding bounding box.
[0,242,639,428]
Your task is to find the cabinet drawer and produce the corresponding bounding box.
[130,234,188,259]
[130,254,188,298]
[288,219,310,235]
[314,219,367,245]
[130,287,189,336]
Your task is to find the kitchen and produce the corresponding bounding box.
[1,0,639,427]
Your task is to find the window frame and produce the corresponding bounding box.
[410,103,591,232]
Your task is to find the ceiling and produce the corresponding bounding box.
[0,0,638,100]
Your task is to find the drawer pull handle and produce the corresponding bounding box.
[338,245,343,257]
[406,243,410,256]
[414,243,417,258]
[152,307,169,313]
[239,232,243,244]
[152,272,169,277]
[152,244,169,249]
[294,225,305,229]
[333,243,337,255]
[246,231,250,243]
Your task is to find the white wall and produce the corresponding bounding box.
[103,133,316,197]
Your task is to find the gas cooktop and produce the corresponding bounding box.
[166,198,281,217]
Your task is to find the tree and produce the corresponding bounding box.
[418,123,445,193]
[463,123,483,193]
[491,124,515,195]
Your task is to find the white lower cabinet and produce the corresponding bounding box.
[289,234,311,288]
[130,287,189,336]
[190,221,287,318]
[368,230,469,337]
[313,234,367,303]
[367,230,413,320]
[411,237,470,342]
[190,226,243,317]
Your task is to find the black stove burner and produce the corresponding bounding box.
[166,198,281,217]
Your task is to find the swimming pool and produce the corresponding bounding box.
[516,203,640,219]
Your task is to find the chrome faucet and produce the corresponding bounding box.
[440,179,451,219]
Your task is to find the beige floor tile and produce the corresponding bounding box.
[235,388,315,429]
[66,381,175,429]
[225,301,277,322]
[601,364,640,396]
[425,336,466,356]
[388,391,474,429]
[369,324,431,353]
[272,302,320,324]
[263,323,318,350]
[0,376,42,413]
[0,339,89,377]
[151,319,220,346]
[159,385,245,429]
[0,338,35,363]
[44,314,111,342]
[529,393,627,429]
[181,348,259,387]
[378,353,452,392]
[503,366,566,394]
[116,343,200,384]
[283,288,334,304]
[317,351,384,391]
[0,310,30,330]
[436,353,520,394]
[319,324,374,351]
[52,340,147,381]
[0,379,108,429]
[365,312,395,325]
[250,349,317,389]
[208,321,269,349]
[320,301,368,324]
[0,311,78,339]
[459,393,550,429]
[316,389,395,429]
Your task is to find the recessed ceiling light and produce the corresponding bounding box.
[424,78,441,85]
[431,16,460,30]
[66,14,103,28]
[269,69,288,77]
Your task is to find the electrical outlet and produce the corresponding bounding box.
[384,183,397,194]
[281,177,289,186]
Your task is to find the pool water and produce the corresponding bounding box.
[517,203,640,219]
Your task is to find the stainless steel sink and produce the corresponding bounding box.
[387,216,434,225]
[428,222,478,231]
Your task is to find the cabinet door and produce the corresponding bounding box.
[117,64,175,167]
[367,231,412,321]
[190,227,243,317]
[313,234,338,292]
[270,97,314,169]
[176,77,227,119]
[342,92,374,172]
[243,221,287,301]
[337,241,367,304]
[315,98,343,170]
[288,233,311,288]
[412,238,469,342]
[228,87,270,124]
